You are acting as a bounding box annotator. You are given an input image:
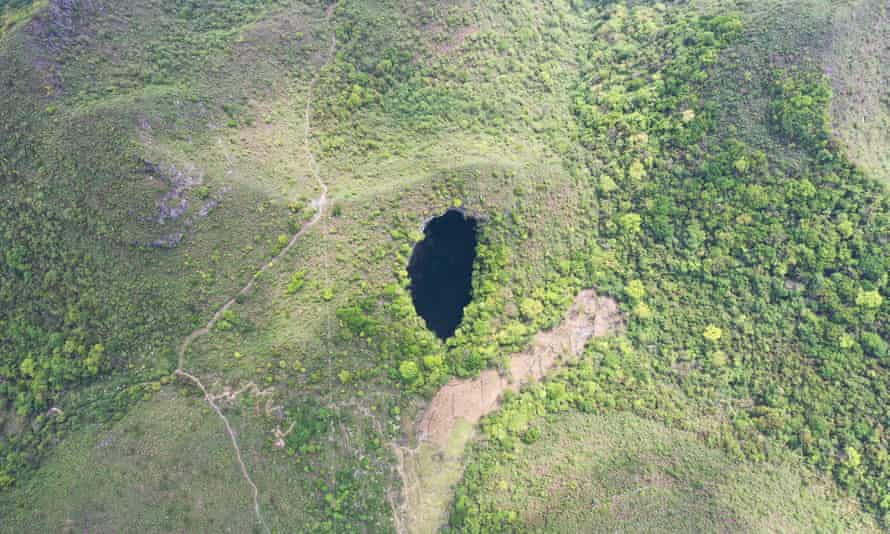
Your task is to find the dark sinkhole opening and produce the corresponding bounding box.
[407,209,478,340]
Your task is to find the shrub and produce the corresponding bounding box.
[703,325,722,343]
[861,332,889,359]
[398,360,420,383]
[519,298,544,322]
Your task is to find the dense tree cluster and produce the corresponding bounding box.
[1,203,108,418]
[432,4,890,528]
[0,39,189,493]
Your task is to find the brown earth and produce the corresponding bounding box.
[396,289,624,533]
[417,289,623,447]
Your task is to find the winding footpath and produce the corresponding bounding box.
[173,13,337,530]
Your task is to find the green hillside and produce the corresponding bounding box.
[456,411,878,532]
[1,0,889,532]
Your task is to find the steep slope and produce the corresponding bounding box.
[456,411,879,532]
[1,0,346,513]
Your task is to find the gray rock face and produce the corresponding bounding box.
[132,159,228,249]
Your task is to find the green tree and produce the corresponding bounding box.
[703,325,722,343]
[856,289,883,309]
[399,360,420,383]
[519,298,544,322]
[618,213,642,235]
[624,280,645,301]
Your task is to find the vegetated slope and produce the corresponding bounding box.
[0,0,335,501]
[1,1,397,530]
[456,411,878,533]
[824,0,889,184]
[3,0,613,529]
[1,0,889,533]
[451,0,890,531]
[400,290,621,533]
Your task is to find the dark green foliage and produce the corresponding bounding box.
[324,5,890,526]
[282,399,332,455]
[272,399,391,533]
[769,72,833,149]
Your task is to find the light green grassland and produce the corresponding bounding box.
[823,0,890,183]
[9,391,259,533]
[460,411,879,533]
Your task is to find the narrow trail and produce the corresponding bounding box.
[389,441,415,534]
[173,9,338,530]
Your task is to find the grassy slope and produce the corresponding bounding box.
[3,0,599,530]
[1,0,389,530]
[699,0,888,181]
[1,0,331,395]
[8,391,257,533]
[460,411,878,533]
[2,0,889,533]
[823,0,889,184]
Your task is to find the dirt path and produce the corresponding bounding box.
[396,289,624,533]
[173,8,338,530]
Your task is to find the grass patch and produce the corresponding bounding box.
[453,411,878,533]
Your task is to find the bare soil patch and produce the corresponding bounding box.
[394,289,623,533]
[417,289,622,447]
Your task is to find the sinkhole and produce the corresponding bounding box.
[407,209,479,340]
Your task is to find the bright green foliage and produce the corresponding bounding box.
[856,289,884,309]
[84,344,105,376]
[518,298,544,322]
[599,174,618,193]
[624,280,645,301]
[633,301,652,320]
[861,332,888,359]
[2,0,890,531]
[0,0,36,34]
[275,233,289,251]
[627,160,646,182]
[0,209,128,416]
[337,370,352,385]
[769,72,832,148]
[617,213,642,235]
[703,325,723,342]
[398,360,420,384]
[286,270,306,294]
[449,2,890,528]
[423,354,444,371]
